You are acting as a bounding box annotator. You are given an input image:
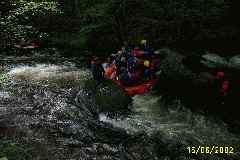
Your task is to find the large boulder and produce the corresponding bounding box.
[84,79,131,114]
[155,48,194,79]
[153,48,196,95]
[153,49,230,110]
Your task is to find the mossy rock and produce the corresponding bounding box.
[157,48,194,79]
[84,79,131,113]
[153,48,195,90]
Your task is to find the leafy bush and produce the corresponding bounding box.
[0,140,33,160]
[0,0,62,49]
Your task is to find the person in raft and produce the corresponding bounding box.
[140,39,154,58]
[92,58,105,89]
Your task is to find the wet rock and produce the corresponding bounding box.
[201,53,229,68]
[0,76,100,158]
[60,123,94,142]
[153,48,197,100]
[156,48,193,78]
[84,80,131,113]
[229,55,240,69]
[57,137,83,146]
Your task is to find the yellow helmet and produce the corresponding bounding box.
[117,50,122,55]
[144,60,150,67]
[141,40,147,44]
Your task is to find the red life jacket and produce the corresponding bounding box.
[217,71,224,78]
[208,71,225,82]
[221,80,229,92]
[131,49,143,57]
[219,80,229,96]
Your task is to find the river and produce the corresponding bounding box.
[0,53,240,160]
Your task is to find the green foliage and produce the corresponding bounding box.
[59,0,229,50]
[0,140,33,160]
[9,1,61,20]
[49,32,87,50]
[0,0,62,49]
[0,73,8,85]
[1,0,233,53]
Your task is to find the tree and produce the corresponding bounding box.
[68,0,229,49]
[0,0,62,50]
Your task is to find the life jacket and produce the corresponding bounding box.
[221,80,229,94]
[131,49,142,57]
[130,70,141,82]
[121,70,130,83]
[122,47,131,58]
[208,71,224,82]
[207,71,230,95]
[105,64,116,78]
[217,71,224,78]
[128,56,136,67]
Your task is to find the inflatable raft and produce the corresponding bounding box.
[115,79,156,96]
[104,64,156,96]
[101,51,160,96]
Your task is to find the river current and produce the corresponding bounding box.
[0,54,239,160]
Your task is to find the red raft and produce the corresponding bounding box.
[123,79,156,96]
[118,79,156,96]
[103,54,159,96]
